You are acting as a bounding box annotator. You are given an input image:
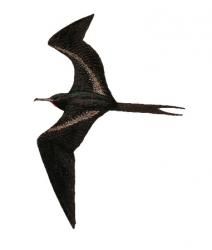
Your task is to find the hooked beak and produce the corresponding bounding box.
[34,98,53,102]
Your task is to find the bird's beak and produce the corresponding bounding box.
[34,98,52,102]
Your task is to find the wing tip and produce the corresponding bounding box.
[48,14,95,47]
[84,13,94,22]
[71,221,76,229]
[63,206,76,229]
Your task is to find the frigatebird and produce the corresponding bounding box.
[35,14,184,228]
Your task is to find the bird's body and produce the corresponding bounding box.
[35,14,184,228]
[63,91,115,110]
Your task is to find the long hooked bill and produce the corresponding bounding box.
[34,98,53,102]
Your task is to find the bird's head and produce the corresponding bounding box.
[34,93,68,110]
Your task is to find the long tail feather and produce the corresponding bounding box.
[114,103,185,116]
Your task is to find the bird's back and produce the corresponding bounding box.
[68,91,116,110]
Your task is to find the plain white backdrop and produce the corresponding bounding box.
[1,0,212,249]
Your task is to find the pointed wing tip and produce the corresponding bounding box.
[48,14,95,47]
[65,211,76,229]
[84,13,95,21]
[71,221,76,229]
[74,14,94,28]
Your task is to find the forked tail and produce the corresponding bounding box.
[114,102,184,116]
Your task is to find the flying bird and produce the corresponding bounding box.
[35,14,184,228]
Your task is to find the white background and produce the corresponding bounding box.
[0,0,212,249]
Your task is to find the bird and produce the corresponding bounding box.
[35,14,184,229]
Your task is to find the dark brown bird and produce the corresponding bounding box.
[35,14,184,228]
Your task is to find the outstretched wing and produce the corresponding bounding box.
[48,14,114,99]
[37,107,106,228]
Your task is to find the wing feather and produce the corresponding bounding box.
[37,108,106,227]
[48,15,114,99]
